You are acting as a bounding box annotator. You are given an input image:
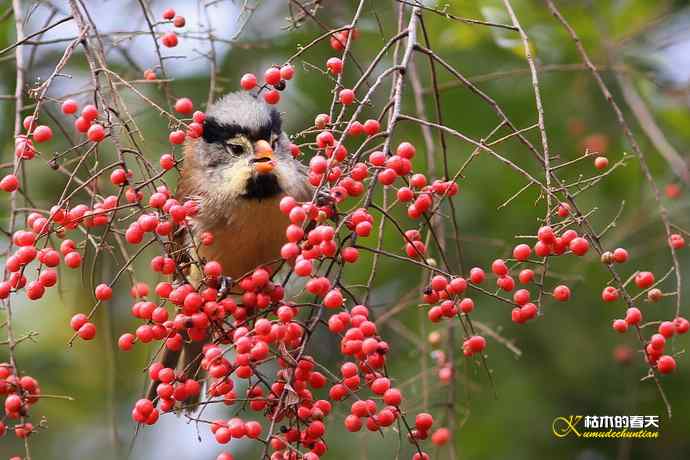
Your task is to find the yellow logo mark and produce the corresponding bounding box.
[552,415,583,438]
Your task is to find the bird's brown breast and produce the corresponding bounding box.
[195,194,289,279]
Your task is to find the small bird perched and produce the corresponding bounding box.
[146,91,312,406]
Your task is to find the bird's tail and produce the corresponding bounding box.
[145,335,208,414]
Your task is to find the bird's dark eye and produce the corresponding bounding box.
[226,142,244,156]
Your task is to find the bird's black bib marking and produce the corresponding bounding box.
[243,173,283,199]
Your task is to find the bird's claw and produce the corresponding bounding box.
[218,276,234,299]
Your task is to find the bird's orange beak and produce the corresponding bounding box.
[252,140,275,174]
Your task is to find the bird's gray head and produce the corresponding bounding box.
[194,92,296,199]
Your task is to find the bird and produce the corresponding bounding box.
[146,91,312,408]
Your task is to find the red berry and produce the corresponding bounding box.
[5,394,21,413]
[162,8,175,20]
[174,98,194,114]
[363,119,380,136]
[326,57,343,75]
[662,183,680,199]
[294,259,313,277]
[569,237,589,256]
[415,413,433,431]
[601,286,619,302]
[491,259,508,277]
[161,32,178,47]
[668,234,685,249]
[431,427,450,446]
[118,333,135,351]
[204,261,223,278]
[657,355,676,374]
[396,142,416,159]
[339,89,355,105]
[126,224,144,244]
[82,104,99,121]
[240,73,257,90]
[466,335,486,353]
[634,271,655,289]
[78,322,97,340]
[23,115,36,131]
[160,154,175,170]
[323,289,343,309]
[674,316,689,334]
[39,269,57,287]
[383,388,402,406]
[110,168,127,186]
[518,268,534,284]
[280,64,294,80]
[74,116,90,132]
[70,313,88,331]
[430,275,448,292]
[95,283,113,301]
[459,298,474,313]
[26,281,45,300]
[173,15,186,27]
[659,321,676,338]
[512,244,531,261]
[61,99,79,114]
[14,137,35,159]
[557,202,570,217]
[263,90,280,105]
[33,125,53,143]
[469,267,485,284]
[552,285,571,301]
[612,319,628,333]
[264,67,282,86]
[594,156,609,170]
[342,247,359,263]
[612,248,628,263]
[0,175,19,192]
[537,225,556,244]
[87,123,105,142]
[345,414,362,432]
[169,130,186,144]
[64,251,82,268]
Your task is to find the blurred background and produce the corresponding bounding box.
[1,0,689,459]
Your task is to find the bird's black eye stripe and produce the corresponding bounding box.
[203,109,282,145]
[203,118,245,144]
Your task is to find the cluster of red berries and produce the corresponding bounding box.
[605,268,688,374]
[168,110,204,146]
[0,102,108,193]
[277,197,349,279]
[613,315,687,374]
[0,192,146,308]
[66,102,106,141]
[329,28,360,51]
[160,8,186,48]
[125,187,199,244]
[0,364,40,441]
[239,63,295,105]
